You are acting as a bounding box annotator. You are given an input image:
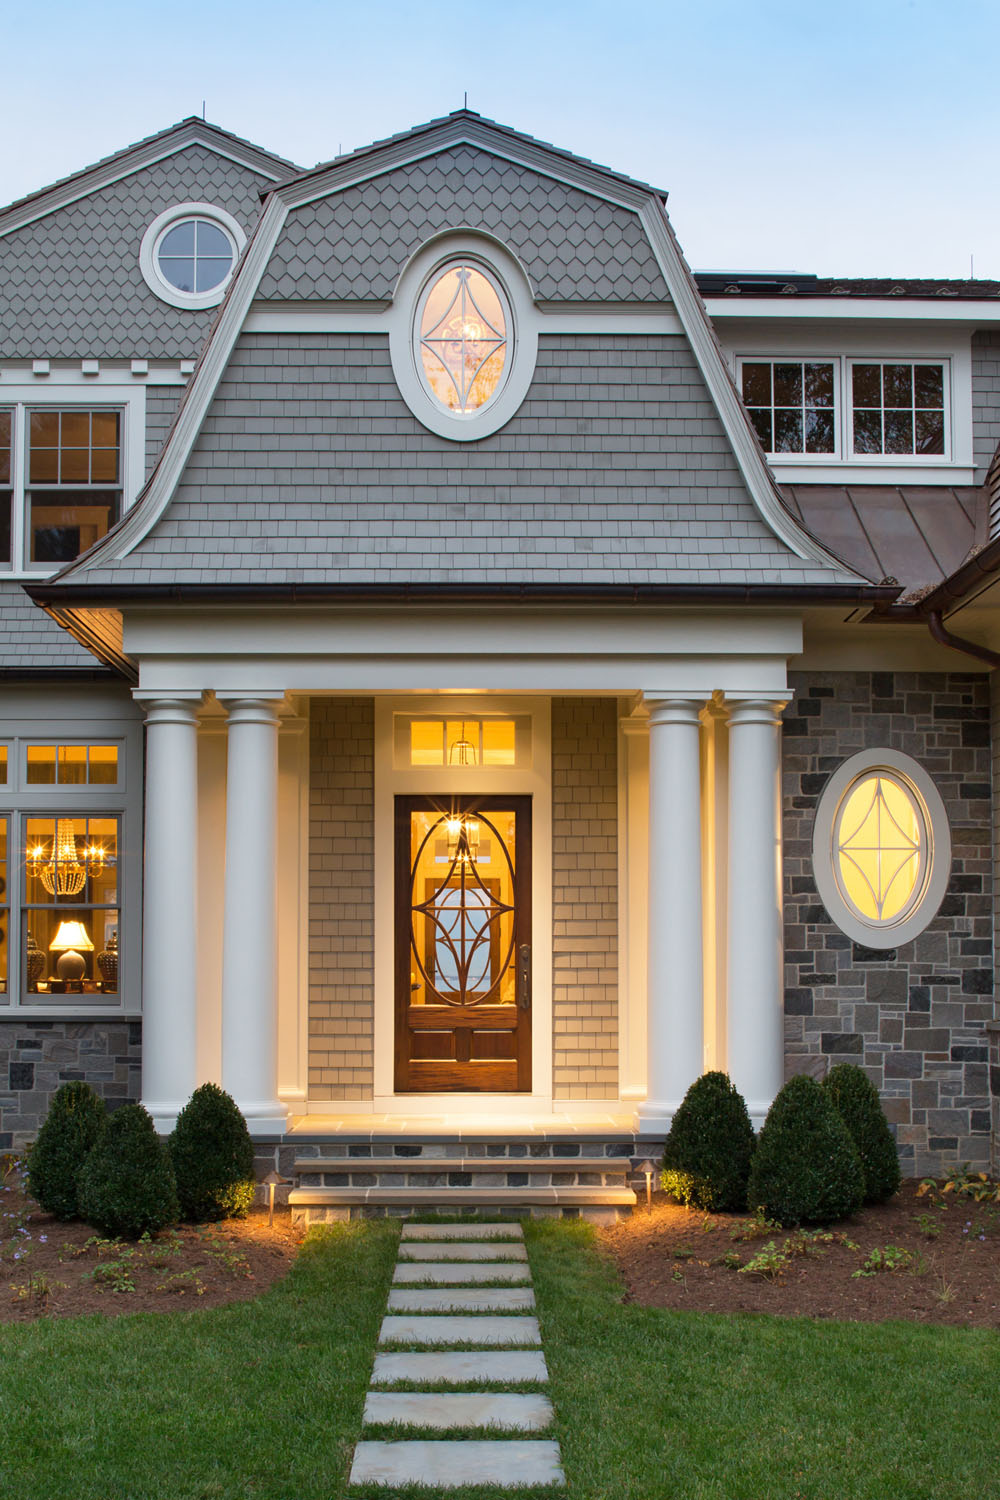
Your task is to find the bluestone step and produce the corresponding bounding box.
[393,1261,531,1284]
[363,1391,554,1431]
[401,1222,525,1240]
[349,1439,565,1488]
[400,1241,528,1261]
[388,1287,535,1312]
[371,1350,549,1385]
[379,1314,542,1346]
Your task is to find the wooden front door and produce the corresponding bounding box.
[395,796,532,1092]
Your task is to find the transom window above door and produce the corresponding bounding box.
[398,716,530,769]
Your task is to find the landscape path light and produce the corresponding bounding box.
[633,1158,657,1213]
[262,1169,288,1227]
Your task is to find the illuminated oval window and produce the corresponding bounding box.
[416,263,510,415]
[812,750,951,949]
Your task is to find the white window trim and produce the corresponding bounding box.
[812,748,952,949]
[736,356,843,463]
[387,233,539,442]
[139,202,246,311]
[0,386,145,577]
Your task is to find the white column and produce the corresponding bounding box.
[219,695,287,1135]
[726,696,787,1124]
[638,696,706,1134]
[136,694,201,1131]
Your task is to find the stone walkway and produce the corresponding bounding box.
[349,1221,565,1490]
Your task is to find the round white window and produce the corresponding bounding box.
[139,203,246,310]
[415,263,511,415]
[812,749,951,948]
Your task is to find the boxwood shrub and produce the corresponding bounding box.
[77,1103,179,1238]
[660,1070,755,1211]
[822,1062,901,1203]
[169,1082,256,1222]
[747,1074,864,1226]
[26,1081,107,1220]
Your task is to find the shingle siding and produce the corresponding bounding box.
[80,332,838,587]
[551,698,619,1098]
[257,146,668,304]
[308,697,375,1099]
[145,385,184,476]
[0,146,272,361]
[972,329,1000,485]
[0,585,99,670]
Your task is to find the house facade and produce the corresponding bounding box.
[1,113,998,1217]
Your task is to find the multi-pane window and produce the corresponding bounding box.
[26,743,118,786]
[851,363,945,456]
[408,718,520,767]
[741,361,836,455]
[0,818,7,995]
[24,816,119,997]
[0,411,11,563]
[156,217,235,294]
[27,410,121,565]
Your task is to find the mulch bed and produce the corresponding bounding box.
[601,1179,1000,1328]
[0,1172,302,1323]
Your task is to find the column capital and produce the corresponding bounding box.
[132,693,202,725]
[725,695,790,728]
[644,694,710,728]
[217,695,284,728]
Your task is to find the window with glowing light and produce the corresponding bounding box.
[812,749,951,949]
[405,717,523,768]
[416,263,510,415]
[24,816,119,997]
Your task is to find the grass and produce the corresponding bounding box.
[1,1214,996,1499]
[0,1219,398,1500]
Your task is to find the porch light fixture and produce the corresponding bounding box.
[448,721,478,765]
[446,817,481,861]
[48,919,94,983]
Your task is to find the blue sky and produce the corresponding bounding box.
[3,0,998,277]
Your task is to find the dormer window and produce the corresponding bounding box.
[416,263,511,415]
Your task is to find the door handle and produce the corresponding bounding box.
[517,944,531,1009]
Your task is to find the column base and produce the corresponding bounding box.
[635,1100,680,1136]
[142,1099,189,1135]
[236,1099,290,1137]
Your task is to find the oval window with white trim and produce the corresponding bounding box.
[139,203,246,310]
[812,749,951,948]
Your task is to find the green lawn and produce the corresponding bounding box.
[0,1216,996,1500]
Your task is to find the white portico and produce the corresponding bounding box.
[129,603,796,1138]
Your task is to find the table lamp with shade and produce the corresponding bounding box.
[49,920,94,988]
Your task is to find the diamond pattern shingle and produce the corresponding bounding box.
[0,147,273,360]
[257,148,668,304]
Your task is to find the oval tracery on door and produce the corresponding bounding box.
[409,810,517,1007]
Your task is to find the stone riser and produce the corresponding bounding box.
[292,1202,628,1226]
[297,1169,629,1189]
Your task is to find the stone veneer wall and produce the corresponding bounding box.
[551,698,619,1099]
[308,698,375,1099]
[0,1021,141,1148]
[782,670,994,1177]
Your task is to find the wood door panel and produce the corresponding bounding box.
[395,795,531,1093]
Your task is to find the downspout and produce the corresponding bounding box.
[927,609,1000,669]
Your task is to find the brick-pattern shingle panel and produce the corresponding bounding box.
[0,147,271,360]
[0,583,97,669]
[145,385,184,476]
[782,670,994,1177]
[308,698,375,1099]
[81,333,838,587]
[972,329,1000,486]
[0,1019,141,1147]
[257,147,668,304]
[551,698,618,1099]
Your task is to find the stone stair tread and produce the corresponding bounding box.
[363,1392,553,1432]
[393,1262,531,1285]
[402,1223,525,1240]
[296,1155,629,1173]
[400,1242,528,1262]
[380,1314,541,1347]
[371,1350,549,1385]
[349,1438,565,1488]
[288,1186,635,1206]
[388,1288,536,1312]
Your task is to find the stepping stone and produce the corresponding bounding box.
[388,1287,535,1313]
[379,1314,541,1346]
[349,1438,565,1488]
[371,1350,549,1385]
[393,1262,531,1285]
[400,1242,528,1261]
[363,1391,554,1432]
[402,1223,524,1240]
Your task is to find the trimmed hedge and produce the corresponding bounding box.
[747,1074,865,1226]
[26,1082,107,1220]
[77,1104,179,1239]
[823,1063,901,1204]
[169,1083,256,1222]
[660,1071,756,1211]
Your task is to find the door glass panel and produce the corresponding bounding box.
[408,807,517,1006]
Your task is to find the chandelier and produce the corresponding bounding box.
[28,821,104,897]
